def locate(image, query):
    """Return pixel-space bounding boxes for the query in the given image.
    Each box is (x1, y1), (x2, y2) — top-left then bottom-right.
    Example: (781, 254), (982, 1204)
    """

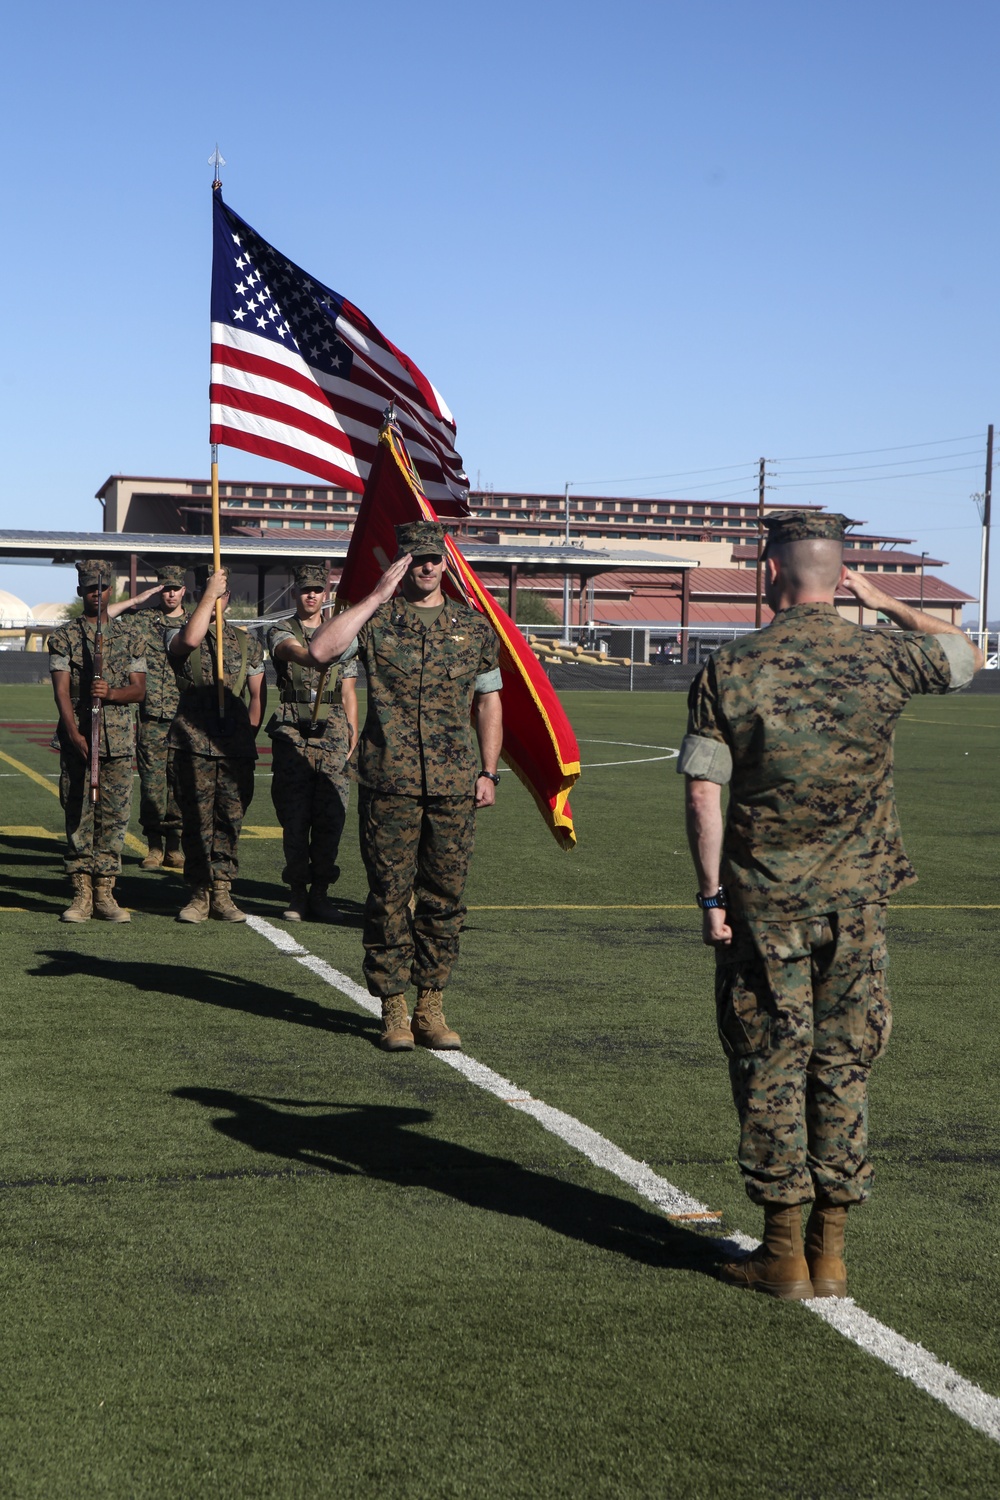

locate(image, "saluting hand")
(373, 554), (411, 604)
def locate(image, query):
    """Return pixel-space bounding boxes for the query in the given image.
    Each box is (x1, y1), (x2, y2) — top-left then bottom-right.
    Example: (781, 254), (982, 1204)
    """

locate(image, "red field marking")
(2, 723), (60, 754)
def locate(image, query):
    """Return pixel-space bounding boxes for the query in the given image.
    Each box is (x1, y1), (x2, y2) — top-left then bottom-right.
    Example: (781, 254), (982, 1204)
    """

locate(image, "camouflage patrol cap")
(156, 563), (187, 588)
(292, 562), (329, 590)
(76, 559), (115, 588)
(395, 521), (446, 559)
(763, 511), (854, 552)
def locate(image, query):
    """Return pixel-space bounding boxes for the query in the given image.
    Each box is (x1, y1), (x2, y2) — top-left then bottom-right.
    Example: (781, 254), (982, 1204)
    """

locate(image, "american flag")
(210, 192), (469, 507)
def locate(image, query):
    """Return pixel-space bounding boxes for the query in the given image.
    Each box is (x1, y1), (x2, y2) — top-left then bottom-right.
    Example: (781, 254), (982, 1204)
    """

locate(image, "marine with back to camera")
(679, 510), (982, 1300)
(308, 521), (503, 1052)
(266, 562), (359, 922)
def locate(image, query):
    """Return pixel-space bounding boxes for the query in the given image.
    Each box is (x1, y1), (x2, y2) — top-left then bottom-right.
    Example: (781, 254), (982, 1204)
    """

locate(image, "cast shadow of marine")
(174, 1087), (727, 1278)
(0, 835), (70, 911)
(30, 950), (376, 1041)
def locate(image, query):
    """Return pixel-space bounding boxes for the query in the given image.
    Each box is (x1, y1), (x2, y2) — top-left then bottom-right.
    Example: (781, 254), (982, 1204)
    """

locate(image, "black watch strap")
(478, 770), (501, 786)
(696, 887), (728, 910)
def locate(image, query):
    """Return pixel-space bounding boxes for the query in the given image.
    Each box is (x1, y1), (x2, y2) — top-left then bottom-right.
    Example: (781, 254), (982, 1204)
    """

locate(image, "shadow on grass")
(0, 856), (66, 911)
(174, 1087), (726, 1277)
(30, 950), (377, 1040)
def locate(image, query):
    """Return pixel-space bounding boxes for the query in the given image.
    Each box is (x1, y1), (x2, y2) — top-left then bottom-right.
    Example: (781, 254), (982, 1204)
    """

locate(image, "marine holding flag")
(309, 522), (502, 1054)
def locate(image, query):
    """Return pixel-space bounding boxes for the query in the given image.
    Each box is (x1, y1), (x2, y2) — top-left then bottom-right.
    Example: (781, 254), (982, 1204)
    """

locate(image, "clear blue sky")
(1, 1), (996, 614)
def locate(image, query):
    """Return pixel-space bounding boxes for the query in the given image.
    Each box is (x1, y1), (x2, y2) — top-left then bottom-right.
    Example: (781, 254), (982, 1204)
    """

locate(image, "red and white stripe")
(209, 320), (466, 503)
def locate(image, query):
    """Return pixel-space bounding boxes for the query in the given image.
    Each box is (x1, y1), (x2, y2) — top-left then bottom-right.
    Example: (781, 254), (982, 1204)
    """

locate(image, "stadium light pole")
(919, 550), (928, 610)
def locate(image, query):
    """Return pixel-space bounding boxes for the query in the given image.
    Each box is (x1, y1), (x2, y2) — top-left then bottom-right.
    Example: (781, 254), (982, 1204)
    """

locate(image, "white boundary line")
(246, 914), (1000, 1448)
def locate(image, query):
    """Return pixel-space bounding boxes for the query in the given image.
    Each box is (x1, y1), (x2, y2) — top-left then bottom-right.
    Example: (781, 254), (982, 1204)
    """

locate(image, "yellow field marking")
(0, 824), (59, 839)
(0, 751), (145, 854)
(900, 716), (1000, 727)
(240, 826), (283, 839)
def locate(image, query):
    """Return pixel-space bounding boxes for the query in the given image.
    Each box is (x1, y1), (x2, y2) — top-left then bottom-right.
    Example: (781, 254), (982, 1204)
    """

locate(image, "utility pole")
(919, 551), (928, 610)
(561, 481), (571, 643)
(754, 456), (768, 628)
(977, 424), (993, 641)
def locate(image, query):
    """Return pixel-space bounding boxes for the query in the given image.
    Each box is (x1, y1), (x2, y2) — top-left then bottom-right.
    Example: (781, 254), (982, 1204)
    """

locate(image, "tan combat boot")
(211, 879), (246, 922)
(60, 872), (93, 923)
(309, 884), (340, 923)
(92, 877), (131, 923)
(805, 1199), (849, 1298)
(379, 994), (415, 1052)
(162, 834), (185, 871)
(718, 1204), (814, 1300)
(177, 887), (211, 923)
(140, 836), (164, 870)
(282, 886), (309, 921)
(411, 988), (462, 1050)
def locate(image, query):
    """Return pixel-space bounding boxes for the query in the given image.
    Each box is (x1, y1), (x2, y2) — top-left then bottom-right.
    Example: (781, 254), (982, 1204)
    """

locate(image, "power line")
(776, 448), (983, 478)
(776, 463), (982, 489)
(777, 433), (982, 461)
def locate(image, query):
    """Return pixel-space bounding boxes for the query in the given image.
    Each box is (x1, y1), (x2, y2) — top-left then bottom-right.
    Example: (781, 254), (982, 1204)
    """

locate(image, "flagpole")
(210, 146), (227, 718)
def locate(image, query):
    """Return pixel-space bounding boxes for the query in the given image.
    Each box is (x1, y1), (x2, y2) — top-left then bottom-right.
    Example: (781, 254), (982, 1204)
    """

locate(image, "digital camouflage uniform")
(680, 599), (976, 1207)
(345, 595), (501, 998)
(166, 623), (264, 886)
(48, 616), (146, 875)
(133, 609), (185, 843)
(266, 615), (358, 890)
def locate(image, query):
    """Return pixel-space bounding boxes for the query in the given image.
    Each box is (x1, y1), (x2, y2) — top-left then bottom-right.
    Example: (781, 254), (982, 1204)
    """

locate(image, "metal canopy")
(0, 530), (698, 576)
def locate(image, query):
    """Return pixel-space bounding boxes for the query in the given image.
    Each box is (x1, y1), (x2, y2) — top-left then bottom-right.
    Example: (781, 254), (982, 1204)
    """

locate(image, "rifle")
(89, 569), (104, 805)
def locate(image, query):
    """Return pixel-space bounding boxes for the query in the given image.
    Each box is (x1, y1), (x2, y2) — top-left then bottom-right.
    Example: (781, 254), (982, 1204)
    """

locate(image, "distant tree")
(496, 589), (558, 625)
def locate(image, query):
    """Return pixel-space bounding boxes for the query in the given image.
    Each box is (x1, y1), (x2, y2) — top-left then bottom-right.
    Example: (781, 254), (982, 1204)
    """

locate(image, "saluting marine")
(130, 563), (189, 871)
(310, 521), (503, 1053)
(680, 510), (982, 1300)
(48, 559), (147, 923)
(166, 569), (266, 923)
(266, 562), (359, 922)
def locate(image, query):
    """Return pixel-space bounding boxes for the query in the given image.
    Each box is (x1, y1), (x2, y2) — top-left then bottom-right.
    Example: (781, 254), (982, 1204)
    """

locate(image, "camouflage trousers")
(270, 729), (350, 889)
(358, 789), (476, 998)
(715, 904), (891, 1207)
(136, 719), (182, 841)
(59, 751), (134, 876)
(167, 751), (255, 886)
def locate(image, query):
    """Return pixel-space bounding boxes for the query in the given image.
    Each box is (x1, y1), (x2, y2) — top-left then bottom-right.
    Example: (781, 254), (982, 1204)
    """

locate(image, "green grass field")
(1, 684), (999, 1498)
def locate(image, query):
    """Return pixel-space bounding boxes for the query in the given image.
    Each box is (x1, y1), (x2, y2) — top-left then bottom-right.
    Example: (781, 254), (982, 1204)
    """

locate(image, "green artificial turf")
(1, 684), (999, 1498)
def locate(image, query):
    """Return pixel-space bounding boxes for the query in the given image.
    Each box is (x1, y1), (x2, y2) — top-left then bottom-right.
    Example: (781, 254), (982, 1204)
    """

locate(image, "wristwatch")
(478, 770), (501, 786)
(695, 887), (728, 910)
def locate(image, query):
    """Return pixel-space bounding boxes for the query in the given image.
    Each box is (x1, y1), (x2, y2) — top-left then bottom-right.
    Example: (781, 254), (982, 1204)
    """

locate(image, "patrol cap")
(395, 521), (446, 559)
(76, 559), (115, 589)
(292, 562), (329, 590)
(762, 511), (854, 553)
(156, 563), (187, 588)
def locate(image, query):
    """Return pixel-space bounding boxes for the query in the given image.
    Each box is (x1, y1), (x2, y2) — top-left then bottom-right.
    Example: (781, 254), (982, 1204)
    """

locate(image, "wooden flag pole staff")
(210, 445), (226, 717)
(210, 148), (228, 720)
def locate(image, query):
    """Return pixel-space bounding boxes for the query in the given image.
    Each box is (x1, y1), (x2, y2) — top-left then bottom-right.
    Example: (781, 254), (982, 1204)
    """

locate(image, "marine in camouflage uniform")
(310, 521), (503, 1052)
(48, 559), (147, 923)
(166, 569), (266, 923)
(680, 510), (980, 1299)
(266, 562), (359, 922)
(130, 564), (188, 869)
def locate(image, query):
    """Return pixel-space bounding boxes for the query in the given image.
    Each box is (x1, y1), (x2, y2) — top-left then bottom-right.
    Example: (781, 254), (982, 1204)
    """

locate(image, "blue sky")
(1, 1), (996, 613)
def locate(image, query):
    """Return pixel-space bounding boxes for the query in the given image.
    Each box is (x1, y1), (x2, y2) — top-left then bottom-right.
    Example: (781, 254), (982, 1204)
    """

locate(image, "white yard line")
(245, 911), (1000, 1447)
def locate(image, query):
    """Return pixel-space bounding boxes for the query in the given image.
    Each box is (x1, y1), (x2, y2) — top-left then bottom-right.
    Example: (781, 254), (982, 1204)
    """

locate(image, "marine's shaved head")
(768, 537), (844, 594)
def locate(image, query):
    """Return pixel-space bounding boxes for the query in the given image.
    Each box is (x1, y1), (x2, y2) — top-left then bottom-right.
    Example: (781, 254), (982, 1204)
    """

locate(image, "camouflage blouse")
(165, 622), (265, 760)
(347, 597), (501, 797)
(133, 611), (186, 721)
(679, 602), (974, 918)
(48, 616), (146, 759)
(266, 615), (358, 742)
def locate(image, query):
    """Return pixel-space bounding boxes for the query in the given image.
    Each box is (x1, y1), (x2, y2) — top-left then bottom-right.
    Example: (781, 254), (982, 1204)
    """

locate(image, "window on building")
(252, 486), (267, 497)
(249, 500), (264, 509)
(902, 565), (917, 573)
(882, 564), (898, 573)
(638, 502), (652, 513)
(289, 520), (305, 529)
(227, 500), (242, 508)
(333, 504), (347, 512)
(711, 506), (723, 516)
(268, 501), (284, 510)
(266, 519), (282, 528)
(271, 488), (286, 499)
(310, 521), (325, 530)
(291, 502), (306, 511)
(231, 485), (246, 497)
(192, 484), (208, 495)
(292, 488), (307, 499)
